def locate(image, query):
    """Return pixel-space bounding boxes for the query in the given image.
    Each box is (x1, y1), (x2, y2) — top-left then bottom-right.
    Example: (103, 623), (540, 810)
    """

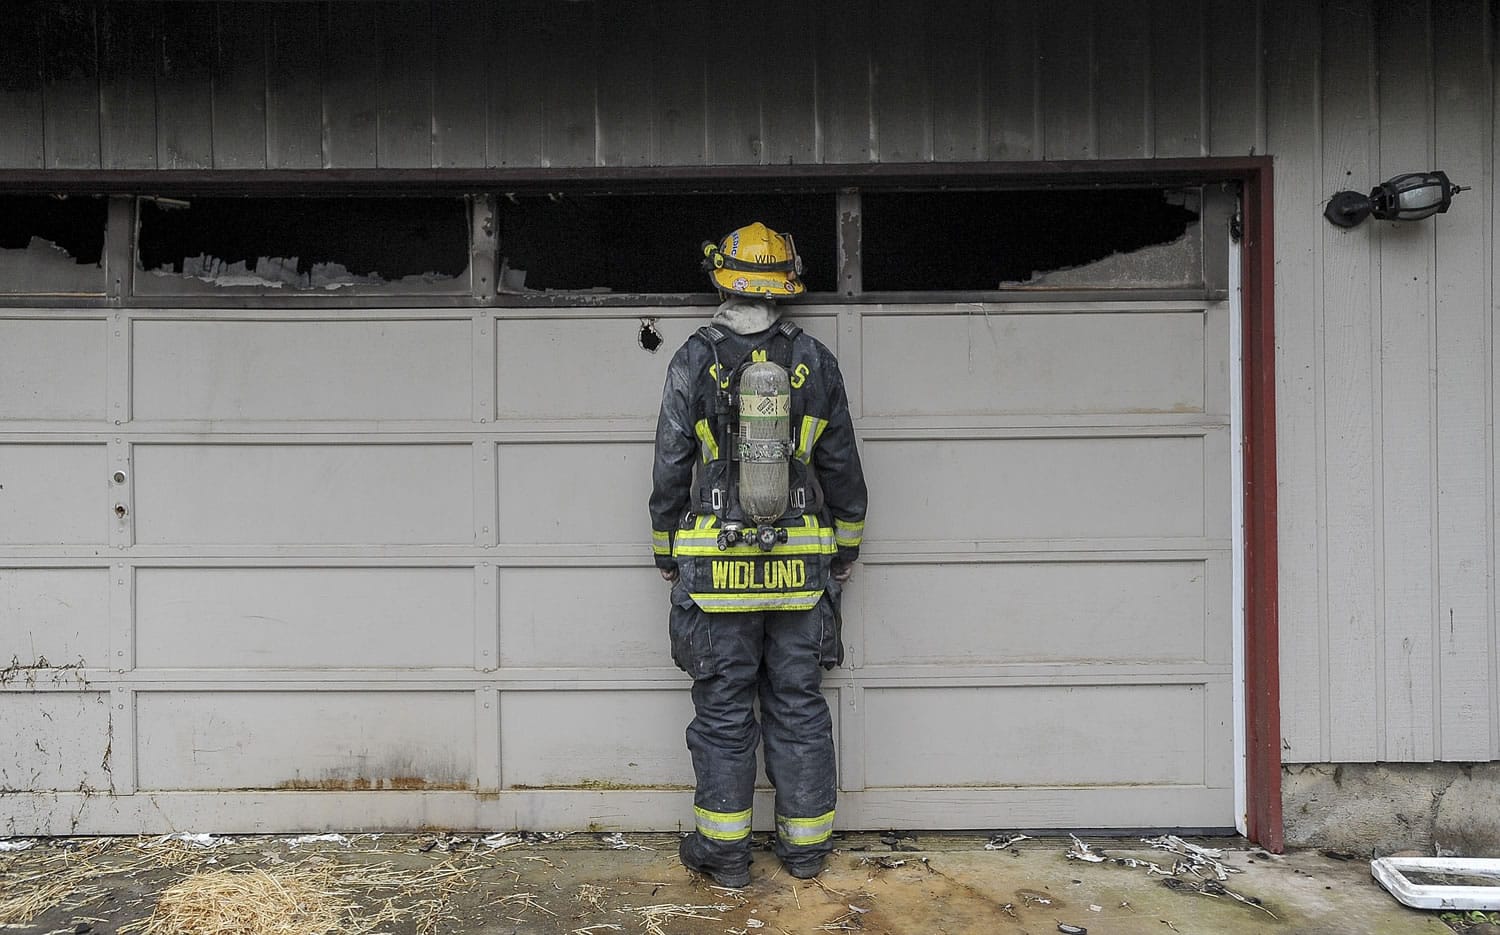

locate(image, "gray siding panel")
(1094, 0), (1152, 161)
(1207, 0), (1264, 156)
(211, 4), (267, 169)
(0, 12), (45, 168)
(99, 3), (158, 170)
(1320, 0), (1381, 762)
(42, 2), (101, 170)
(594, 0), (653, 167)
(488, 3), (545, 168)
(871, 0), (930, 163)
(377, 2), (434, 169)
(928, 0), (985, 162)
(760, 0), (817, 165)
(1265, 0), (1325, 763)
(817, 0), (872, 164)
(1375, 0), (1437, 763)
(541, 1), (596, 169)
(1433, 0), (1494, 760)
(1151, 0), (1207, 158)
(986, 0), (1041, 161)
(321, 5), (379, 168)
(266, 4), (323, 170)
(649, 0), (706, 166)
(155, 2), (214, 170)
(1039, 0), (1094, 160)
(431, 0), (489, 168)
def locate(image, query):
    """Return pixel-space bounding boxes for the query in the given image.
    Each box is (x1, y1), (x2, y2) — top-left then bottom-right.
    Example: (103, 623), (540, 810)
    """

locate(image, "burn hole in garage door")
(0, 196), (107, 295)
(134, 197), (471, 294)
(859, 189), (1202, 291)
(496, 192), (836, 295)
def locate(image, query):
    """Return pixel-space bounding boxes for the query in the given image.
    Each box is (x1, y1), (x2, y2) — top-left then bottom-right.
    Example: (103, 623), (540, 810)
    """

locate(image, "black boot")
(679, 835), (751, 888)
(782, 854), (825, 879)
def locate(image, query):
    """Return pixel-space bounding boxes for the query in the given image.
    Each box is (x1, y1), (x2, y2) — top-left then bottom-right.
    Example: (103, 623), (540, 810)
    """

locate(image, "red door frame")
(0, 158), (1282, 848)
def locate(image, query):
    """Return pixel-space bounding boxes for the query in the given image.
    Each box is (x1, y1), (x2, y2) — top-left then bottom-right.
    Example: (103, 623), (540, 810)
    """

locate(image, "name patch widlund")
(710, 558), (807, 591)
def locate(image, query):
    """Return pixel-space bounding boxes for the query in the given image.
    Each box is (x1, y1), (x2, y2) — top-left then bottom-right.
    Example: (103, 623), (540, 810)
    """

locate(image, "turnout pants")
(669, 590), (842, 874)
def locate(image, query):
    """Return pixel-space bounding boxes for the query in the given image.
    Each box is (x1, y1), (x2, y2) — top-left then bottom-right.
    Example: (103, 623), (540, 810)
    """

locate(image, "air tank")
(736, 360), (792, 524)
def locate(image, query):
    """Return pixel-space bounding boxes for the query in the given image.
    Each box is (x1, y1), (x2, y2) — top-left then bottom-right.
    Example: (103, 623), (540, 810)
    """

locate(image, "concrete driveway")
(0, 832), (1453, 935)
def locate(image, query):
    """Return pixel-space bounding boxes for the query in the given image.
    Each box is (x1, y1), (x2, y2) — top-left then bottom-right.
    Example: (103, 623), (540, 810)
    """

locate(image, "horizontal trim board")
(0, 158), (1273, 196)
(0, 786), (1235, 835)
(0, 666), (1230, 689)
(0, 541), (1233, 563)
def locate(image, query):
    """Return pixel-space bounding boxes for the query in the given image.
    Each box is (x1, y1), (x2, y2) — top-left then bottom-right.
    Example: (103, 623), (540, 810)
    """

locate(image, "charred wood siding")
(0, 0), (1269, 171)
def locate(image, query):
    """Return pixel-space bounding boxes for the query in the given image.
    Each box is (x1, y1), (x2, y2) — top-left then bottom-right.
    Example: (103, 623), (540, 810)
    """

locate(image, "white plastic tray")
(1370, 857), (1500, 910)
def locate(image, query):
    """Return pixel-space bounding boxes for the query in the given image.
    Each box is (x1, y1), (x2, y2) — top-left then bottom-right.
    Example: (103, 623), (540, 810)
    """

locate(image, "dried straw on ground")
(0, 840), (131, 925)
(122, 866), (359, 935)
(122, 859), (484, 935)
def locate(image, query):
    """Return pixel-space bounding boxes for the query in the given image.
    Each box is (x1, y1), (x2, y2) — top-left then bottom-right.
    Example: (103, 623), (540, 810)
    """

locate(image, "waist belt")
(673, 514), (835, 612)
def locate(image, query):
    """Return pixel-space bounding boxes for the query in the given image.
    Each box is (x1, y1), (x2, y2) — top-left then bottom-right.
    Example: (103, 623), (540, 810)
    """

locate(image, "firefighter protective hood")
(702, 222), (805, 297)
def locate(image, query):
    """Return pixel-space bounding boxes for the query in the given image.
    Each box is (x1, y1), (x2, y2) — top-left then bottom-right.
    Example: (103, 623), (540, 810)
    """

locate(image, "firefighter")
(649, 222), (868, 887)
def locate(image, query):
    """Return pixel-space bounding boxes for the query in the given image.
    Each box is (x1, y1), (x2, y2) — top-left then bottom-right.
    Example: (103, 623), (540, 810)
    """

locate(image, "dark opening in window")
(0, 196), (108, 295)
(136, 197), (470, 290)
(496, 193), (837, 294)
(860, 189), (1200, 291)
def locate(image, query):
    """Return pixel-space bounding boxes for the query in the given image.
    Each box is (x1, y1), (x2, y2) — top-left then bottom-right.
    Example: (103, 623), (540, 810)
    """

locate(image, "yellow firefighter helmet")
(701, 222), (805, 297)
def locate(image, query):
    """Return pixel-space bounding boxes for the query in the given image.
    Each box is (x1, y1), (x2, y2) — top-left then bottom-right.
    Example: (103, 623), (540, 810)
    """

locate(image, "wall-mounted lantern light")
(1325, 171), (1467, 228)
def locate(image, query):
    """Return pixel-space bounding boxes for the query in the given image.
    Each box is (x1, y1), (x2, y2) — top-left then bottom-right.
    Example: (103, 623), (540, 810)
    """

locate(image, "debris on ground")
(880, 830), (920, 851)
(1066, 835), (1108, 863)
(985, 833), (1032, 850)
(601, 832), (654, 851)
(1064, 834), (1275, 920)
(483, 830), (572, 850)
(0, 839), (35, 852)
(284, 833), (351, 848)
(1144, 834), (1243, 881)
(616, 899), (741, 935)
(147, 833), (235, 850)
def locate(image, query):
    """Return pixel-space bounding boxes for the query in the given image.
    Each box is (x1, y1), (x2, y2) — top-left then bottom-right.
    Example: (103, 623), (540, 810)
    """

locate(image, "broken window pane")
(134, 197), (471, 295)
(496, 192), (837, 295)
(0, 196), (107, 296)
(860, 189), (1202, 291)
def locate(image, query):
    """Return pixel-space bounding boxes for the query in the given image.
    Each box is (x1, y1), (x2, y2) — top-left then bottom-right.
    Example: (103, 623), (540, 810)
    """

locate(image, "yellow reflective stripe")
(794, 415), (828, 464)
(652, 529), (672, 556)
(776, 810), (835, 846)
(695, 805), (752, 841)
(833, 518), (864, 548)
(689, 590), (825, 612)
(694, 419), (720, 463)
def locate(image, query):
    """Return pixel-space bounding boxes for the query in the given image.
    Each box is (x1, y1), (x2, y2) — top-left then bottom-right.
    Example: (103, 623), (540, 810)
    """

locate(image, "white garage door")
(1, 291), (1232, 834)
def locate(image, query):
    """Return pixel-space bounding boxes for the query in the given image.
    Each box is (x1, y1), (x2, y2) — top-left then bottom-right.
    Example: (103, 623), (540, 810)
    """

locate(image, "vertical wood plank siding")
(0, 0), (1496, 764)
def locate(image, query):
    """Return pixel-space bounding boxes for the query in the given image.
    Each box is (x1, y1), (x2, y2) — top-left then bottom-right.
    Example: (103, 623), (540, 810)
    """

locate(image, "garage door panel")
(135, 567), (475, 669)
(498, 443), (651, 545)
(863, 311), (1207, 416)
(862, 685), (1208, 787)
(500, 690), (697, 788)
(0, 444), (107, 544)
(135, 691), (476, 791)
(132, 444), (474, 545)
(0, 568), (111, 667)
(132, 320), (472, 421)
(500, 567), (671, 668)
(499, 689), (839, 789)
(495, 312), (839, 421)
(862, 561), (1209, 664)
(0, 693), (114, 792)
(864, 436), (1205, 541)
(0, 319), (108, 420)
